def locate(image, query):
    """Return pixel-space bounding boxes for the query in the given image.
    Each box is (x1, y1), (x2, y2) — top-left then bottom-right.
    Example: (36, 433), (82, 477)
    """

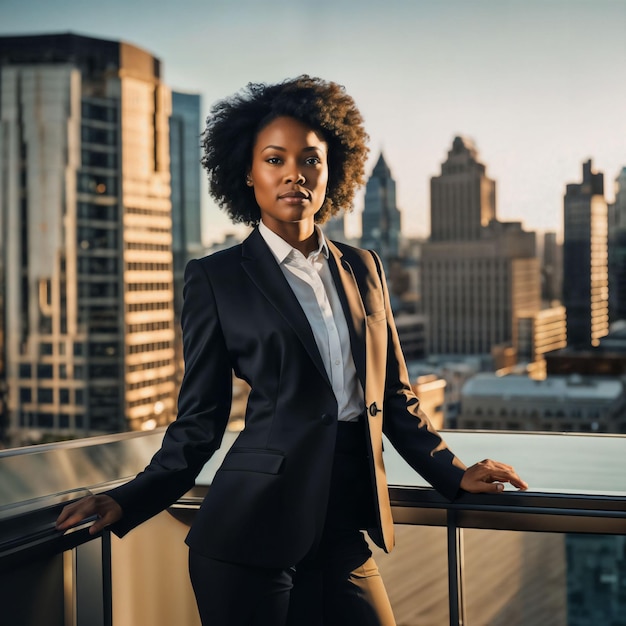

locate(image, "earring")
(246, 175), (253, 187)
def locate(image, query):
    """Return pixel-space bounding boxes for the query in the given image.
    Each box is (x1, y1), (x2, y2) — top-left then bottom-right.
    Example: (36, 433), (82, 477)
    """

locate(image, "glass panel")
(566, 534), (626, 626)
(369, 525), (449, 626)
(463, 529), (567, 626)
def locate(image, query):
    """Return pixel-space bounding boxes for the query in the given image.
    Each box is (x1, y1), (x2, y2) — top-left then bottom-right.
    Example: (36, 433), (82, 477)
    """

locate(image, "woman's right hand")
(55, 494), (123, 536)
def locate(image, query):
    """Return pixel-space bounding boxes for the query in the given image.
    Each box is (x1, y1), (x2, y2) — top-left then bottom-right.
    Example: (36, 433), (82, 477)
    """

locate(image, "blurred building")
(393, 313), (427, 361)
(360, 152), (401, 264)
(516, 305), (567, 376)
(169, 91), (203, 392)
(545, 323), (626, 378)
(0, 33), (176, 444)
(421, 137), (541, 357)
(563, 159), (609, 348)
(542, 230), (562, 304)
(429, 135), (496, 242)
(457, 373), (626, 433)
(410, 373), (445, 430)
(608, 166), (626, 324)
(322, 212), (347, 242)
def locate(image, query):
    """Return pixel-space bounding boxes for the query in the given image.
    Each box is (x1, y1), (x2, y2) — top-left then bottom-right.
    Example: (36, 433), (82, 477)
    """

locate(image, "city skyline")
(2, 0), (625, 244)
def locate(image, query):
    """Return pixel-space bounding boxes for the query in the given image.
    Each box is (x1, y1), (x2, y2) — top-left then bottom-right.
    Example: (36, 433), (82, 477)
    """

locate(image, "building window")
(38, 388), (53, 403)
(37, 364), (53, 379)
(20, 388), (32, 403)
(37, 413), (54, 428)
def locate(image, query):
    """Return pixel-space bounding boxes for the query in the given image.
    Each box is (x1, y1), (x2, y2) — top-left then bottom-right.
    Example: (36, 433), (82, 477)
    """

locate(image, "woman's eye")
(305, 157), (321, 166)
(266, 157), (282, 165)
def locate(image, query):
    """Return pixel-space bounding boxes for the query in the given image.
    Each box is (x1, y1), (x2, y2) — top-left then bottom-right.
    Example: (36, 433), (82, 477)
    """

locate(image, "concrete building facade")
(421, 137), (541, 357)
(563, 159), (609, 348)
(0, 34), (176, 443)
(457, 373), (626, 433)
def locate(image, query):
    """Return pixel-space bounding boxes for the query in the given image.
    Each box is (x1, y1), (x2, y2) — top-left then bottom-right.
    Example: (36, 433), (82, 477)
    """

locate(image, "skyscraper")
(421, 137), (540, 356)
(430, 136), (496, 242)
(608, 167), (626, 324)
(542, 231), (563, 304)
(563, 160), (609, 348)
(169, 91), (203, 392)
(170, 91), (203, 276)
(0, 34), (176, 444)
(360, 153), (401, 262)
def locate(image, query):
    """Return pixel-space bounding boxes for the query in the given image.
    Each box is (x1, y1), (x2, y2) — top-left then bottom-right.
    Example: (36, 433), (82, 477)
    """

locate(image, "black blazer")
(108, 228), (466, 568)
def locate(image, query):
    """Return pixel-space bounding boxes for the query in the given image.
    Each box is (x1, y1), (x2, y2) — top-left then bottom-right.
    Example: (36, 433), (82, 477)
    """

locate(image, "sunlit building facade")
(430, 136), (496, 242)
(0, 34), (176, 444)
(563, 160), (609, 348)
(421, 137), (541, 356)
(608, 166), (626, 324)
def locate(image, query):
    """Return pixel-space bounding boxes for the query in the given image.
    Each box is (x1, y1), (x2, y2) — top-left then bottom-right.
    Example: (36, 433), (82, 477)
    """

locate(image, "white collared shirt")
(259, 221), (364, 422)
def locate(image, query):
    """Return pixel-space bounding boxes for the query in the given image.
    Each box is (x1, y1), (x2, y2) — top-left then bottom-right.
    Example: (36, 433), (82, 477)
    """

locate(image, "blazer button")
(321, 413), (334, 426)
(368, 402), (382, 417)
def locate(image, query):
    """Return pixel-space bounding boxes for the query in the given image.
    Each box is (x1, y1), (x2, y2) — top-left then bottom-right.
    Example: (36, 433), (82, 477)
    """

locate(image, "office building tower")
(608, 167), (626, 323)
(430, 136), (496, 242)
(563, 160), (609, 348)
(360, 153), (401, 262)
(170, 91), (203, 282)
(169, 91), (203, 390)
(542, 231), (562, 304)
(516, 305), (567, 379)
(0, 33), (176, 444)
(421, 137), (540, 356)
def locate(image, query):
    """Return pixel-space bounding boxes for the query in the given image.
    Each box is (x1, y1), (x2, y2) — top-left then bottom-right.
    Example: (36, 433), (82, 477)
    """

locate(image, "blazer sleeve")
(370, 251), (467, 500)
(107, 258), (233, 536)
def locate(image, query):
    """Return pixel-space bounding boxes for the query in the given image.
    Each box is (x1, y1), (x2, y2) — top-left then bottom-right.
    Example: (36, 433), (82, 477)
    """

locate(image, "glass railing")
(1, 428), (624, 625)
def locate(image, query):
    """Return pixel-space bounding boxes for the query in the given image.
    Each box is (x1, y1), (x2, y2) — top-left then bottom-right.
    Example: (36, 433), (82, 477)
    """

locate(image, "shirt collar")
(259, 221), (329, 264)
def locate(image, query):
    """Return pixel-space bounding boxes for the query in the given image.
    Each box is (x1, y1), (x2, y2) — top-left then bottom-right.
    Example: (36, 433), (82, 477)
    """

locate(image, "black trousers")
(189, 421), (397, 626)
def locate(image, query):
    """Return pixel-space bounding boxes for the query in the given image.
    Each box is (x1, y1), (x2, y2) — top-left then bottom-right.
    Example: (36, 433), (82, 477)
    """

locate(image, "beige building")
(517, 304), (567, 365)
(422, 137), (541, 356)
(0, 34), (176, 443)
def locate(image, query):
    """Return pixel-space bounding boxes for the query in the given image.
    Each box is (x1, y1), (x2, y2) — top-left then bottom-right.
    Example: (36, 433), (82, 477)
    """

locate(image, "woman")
(57, 75), (527, 625)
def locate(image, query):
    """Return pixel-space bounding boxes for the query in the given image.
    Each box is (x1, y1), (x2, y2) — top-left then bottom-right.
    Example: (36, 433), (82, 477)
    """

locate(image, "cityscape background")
(0, 3), (625, 625)
(2, 0), (625, 243)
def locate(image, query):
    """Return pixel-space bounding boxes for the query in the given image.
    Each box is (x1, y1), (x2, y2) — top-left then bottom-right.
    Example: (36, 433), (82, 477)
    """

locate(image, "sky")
(2, 0), (625, 244)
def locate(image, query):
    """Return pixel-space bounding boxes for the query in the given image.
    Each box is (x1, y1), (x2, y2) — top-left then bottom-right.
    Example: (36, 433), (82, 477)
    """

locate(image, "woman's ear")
(246, 173), (253, 187)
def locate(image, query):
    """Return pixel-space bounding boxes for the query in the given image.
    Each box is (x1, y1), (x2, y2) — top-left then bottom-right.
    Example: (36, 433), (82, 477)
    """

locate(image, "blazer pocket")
(219, 450), (285, 475)
(366, 309), (386, 325)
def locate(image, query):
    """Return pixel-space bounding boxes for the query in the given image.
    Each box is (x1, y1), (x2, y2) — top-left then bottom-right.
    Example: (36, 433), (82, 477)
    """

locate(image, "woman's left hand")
(460, 459), (528, 493)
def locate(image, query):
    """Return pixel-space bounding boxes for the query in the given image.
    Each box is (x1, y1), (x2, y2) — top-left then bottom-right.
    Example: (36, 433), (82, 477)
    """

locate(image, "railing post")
(67, 532), (112, 626)
(102, 531), (112, 626)
(447, 509), (466, 626)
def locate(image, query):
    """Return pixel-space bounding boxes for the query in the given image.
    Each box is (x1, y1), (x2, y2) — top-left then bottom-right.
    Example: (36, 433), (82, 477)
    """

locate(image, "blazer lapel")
(327, 240), (367, 387)
(241, 229), (331, 388)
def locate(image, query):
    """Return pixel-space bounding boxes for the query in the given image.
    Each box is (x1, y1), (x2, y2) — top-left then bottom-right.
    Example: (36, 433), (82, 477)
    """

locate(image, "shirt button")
(334, 359), (340, 365)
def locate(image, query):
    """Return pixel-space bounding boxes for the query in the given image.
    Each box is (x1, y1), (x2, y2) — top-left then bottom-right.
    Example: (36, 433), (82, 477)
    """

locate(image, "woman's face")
(248, 116), (328, 231)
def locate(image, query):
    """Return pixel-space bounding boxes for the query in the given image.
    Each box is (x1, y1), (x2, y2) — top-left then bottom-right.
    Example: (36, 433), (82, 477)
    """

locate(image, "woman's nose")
(284, 170), (305, 184)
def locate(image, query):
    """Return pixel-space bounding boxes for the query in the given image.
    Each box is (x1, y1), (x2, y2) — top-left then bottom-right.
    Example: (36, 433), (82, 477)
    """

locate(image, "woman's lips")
(278, 191), (309, 203)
